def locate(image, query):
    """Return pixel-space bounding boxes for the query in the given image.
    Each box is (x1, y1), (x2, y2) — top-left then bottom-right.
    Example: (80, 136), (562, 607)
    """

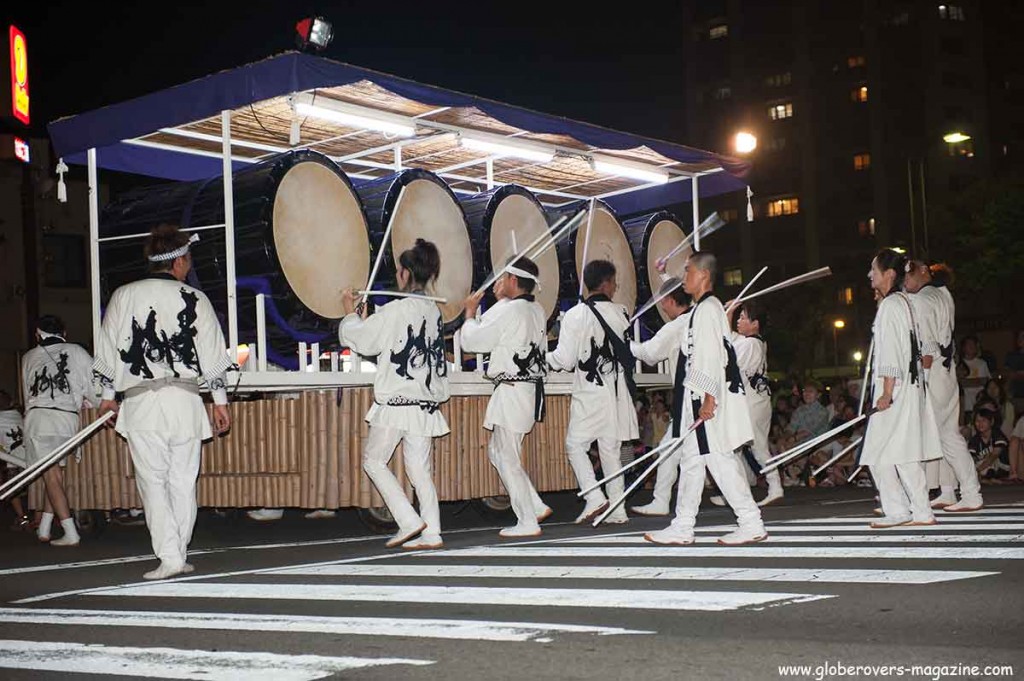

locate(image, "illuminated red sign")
(9, 25), (28, 125)
(13, 136), (29, 163)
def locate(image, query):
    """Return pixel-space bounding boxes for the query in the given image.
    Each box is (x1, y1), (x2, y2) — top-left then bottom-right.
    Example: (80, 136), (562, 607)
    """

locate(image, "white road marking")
(430, 546), (1024, 560)
(86, 582), (832, 612)
(0, 607), (648, 642)
(561, 534), (1024, 544)
(0, 639), (430, 681)
(779, 516), (1024, 525)
(266, 564), (996, 585)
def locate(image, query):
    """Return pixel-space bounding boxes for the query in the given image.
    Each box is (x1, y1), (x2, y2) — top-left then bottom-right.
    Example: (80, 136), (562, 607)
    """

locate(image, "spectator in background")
(983, 378), (1015, 434)
(649, 395), (669, 448)
(958, 336), (991, 418)
(788, 382), (830, 445)
(969, 408), (1010, 482)
(977, 337), (998, 377)
(1004, 330), (1024, 415)
(1008, 415), (1024, 483)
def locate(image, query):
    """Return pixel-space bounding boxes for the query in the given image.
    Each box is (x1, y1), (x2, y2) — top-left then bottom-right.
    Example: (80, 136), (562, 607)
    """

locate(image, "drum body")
(550, 200), (637, 315)
(624, 211), (689, 330)
(353, 169), (472, 326)
(99, 150), (369, 365)
(460, 185), (559, 327)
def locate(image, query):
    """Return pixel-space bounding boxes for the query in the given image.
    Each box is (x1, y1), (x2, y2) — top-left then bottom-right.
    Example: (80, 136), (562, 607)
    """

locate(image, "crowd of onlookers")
(633, 329), (1024, 492)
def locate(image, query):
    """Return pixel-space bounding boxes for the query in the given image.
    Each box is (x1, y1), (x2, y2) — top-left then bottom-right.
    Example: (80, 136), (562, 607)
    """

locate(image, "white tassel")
(290, 119), (300, 146)
(56, 158), (68, 204)
(746, 185), (754, 222)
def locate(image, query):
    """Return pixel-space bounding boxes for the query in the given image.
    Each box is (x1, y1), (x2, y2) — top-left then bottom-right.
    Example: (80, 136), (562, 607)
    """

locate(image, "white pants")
(926, 459), (956, 489)
(567, 435), (623, 508)
(873, 462), (933, 522)
(24, 409), (78, 467)
(931, 417), (983, 505)
(126, 431), (202, 568)
(647, 427), (682, 510)
(488, 426), (542, 529)
(363, 426), (440, 538)
(667, 431), (764, 535)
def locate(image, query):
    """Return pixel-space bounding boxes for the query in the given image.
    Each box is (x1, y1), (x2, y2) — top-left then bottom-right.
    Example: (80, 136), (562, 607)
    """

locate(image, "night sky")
(7, 1), (691, 145)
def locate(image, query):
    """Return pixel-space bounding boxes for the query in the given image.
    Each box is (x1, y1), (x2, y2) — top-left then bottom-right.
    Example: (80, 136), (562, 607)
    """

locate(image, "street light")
(832, 319), (846, 375)
(734, 131), (757, 154)
(852, 350), (863, 363)
(943, 131), (971, 144)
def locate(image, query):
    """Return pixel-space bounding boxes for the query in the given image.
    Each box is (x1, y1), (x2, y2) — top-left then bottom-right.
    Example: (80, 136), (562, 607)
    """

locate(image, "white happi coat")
(93, 274), (232, 440)
(22, 340), (97, 416)
(339, 297), (450, 437)
(0, 409), (26, 468)
(910, 284), (960, 424)
(860, 293), (941, 466)
(630, 310), (692, 378)
(674, 293), (753, 454)
(547, 296), (638, 442)
(732, 333), (772, 454)
(460, 296), (548, 434)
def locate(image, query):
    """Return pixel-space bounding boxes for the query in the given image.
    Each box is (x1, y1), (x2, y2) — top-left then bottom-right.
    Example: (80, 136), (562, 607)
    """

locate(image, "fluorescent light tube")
(592, 157), (669, 184)
(294, 102), (415, 137)
(461, 136), (554, 163)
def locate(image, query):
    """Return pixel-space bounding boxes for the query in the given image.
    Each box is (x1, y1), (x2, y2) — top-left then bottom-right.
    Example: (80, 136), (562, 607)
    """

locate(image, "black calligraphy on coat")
(578, 336), (616, 387)
(29, 352), (71, 399)
(120, 288), (202, 379)
(724, 339), (746, 395)
(5, 427), (23, 452)
(391, 317), (447, 389)
(512, 342), (547, 378)
(908, 330), (922, 387)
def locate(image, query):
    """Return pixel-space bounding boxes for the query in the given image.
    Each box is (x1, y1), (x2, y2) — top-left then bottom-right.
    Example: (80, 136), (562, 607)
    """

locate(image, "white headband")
(148, 233), (199, 262)
(37, 329), (64, 340)
(506, 266), (542, 292)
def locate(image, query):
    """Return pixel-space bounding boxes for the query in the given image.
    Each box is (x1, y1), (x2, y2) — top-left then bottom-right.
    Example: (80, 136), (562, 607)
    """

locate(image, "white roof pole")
(221, 110), (239, 362)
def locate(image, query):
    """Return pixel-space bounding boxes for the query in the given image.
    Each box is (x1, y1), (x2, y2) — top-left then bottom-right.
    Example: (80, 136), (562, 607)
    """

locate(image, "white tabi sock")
(38, 512), (54, 539)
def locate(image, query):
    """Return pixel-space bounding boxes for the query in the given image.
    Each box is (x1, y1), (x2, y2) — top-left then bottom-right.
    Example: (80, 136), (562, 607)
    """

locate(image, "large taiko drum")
(460, 185), (560, 327)
(550, 200), (637, 315)
(624, 211), (690, 330)
(99, 150), (370, 366)
(353, 169), (473, 328)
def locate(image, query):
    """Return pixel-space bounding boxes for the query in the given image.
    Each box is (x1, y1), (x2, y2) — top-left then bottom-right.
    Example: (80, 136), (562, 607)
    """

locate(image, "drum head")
(575, 205), (637, 314)
(488, 194), (559, 321)
(389, 178), (473, 322)
(646, 218), (690, 324)
(273, 161), (369, 319)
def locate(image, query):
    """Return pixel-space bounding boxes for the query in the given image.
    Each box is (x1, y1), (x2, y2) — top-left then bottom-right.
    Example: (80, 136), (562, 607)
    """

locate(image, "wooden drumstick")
(473, 211), (577, 296)
(724, 266), (768, 315)
(361, 185), (409, 301)
(357, 290), (448, 303)
(577, 198), (597, 299)
(657, 212), (726, 268)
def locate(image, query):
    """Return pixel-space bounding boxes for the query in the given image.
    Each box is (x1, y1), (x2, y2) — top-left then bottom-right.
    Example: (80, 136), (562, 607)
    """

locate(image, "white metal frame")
(85, 87), (735, 393)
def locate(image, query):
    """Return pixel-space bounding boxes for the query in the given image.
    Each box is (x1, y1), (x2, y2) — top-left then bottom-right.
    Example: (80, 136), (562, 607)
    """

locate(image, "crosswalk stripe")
(561, 534), (1023, 544)
(779, 516), (1024, 525)
(0, 607), (648, 642)
(88, 582), (832, 612)
(0, 639), (431, 681)
(741, 520), (1024, 532)
(266, 564), (996, 585)
(430, 546), (1024, 560)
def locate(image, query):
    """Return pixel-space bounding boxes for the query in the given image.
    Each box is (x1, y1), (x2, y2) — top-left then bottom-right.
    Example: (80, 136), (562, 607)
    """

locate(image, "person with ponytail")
(340, 238), (450, 550)
(861, 249), (941, 528)
(904, 260), (984, 511)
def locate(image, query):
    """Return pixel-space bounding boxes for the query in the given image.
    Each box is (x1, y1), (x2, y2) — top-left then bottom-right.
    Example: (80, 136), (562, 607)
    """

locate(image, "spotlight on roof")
(295, 17), (334, 51)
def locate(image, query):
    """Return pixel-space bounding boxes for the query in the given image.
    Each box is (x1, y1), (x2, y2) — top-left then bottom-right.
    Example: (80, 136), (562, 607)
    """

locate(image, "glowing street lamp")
(852, 350), (863, 363)
(832, 319), (846, 374)
(833, 319), (846, 330)
(734, 131), (757, 154)
(943, 132), (971, 144)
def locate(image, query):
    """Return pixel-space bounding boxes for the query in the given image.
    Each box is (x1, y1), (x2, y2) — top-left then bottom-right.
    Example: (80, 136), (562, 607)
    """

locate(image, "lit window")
(847, 55), (866, 68)
(839, 287), (854, 305)
(939, 5), (965, 20)
(769, 102), (794, 120)
(709, 24), (729, 39)
(767, 197), (800, 217)
(851, 86), (868, 102)
(764, 72), (792, 87)
(724, 268), (744, 286)
(719, 208), (740, 222)
(857, 218), (876, 236)
(853, 153), (871, 170)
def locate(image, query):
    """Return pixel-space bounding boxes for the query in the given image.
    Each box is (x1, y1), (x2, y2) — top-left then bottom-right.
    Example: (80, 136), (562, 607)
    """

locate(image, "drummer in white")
(461, 255), (553, 537)
(95, 225), (233, 579)
(644, 253), (767, 546)
(629, 279), (691, 517)
(340, 239), (450, 550)
(22, 315), (98, 546)
(903, 260), (983, 512)
(548, 260), (639, 525)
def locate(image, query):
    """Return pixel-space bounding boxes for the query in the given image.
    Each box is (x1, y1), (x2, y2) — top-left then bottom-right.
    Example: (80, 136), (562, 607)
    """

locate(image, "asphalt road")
(1, 486), (1022, 681)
